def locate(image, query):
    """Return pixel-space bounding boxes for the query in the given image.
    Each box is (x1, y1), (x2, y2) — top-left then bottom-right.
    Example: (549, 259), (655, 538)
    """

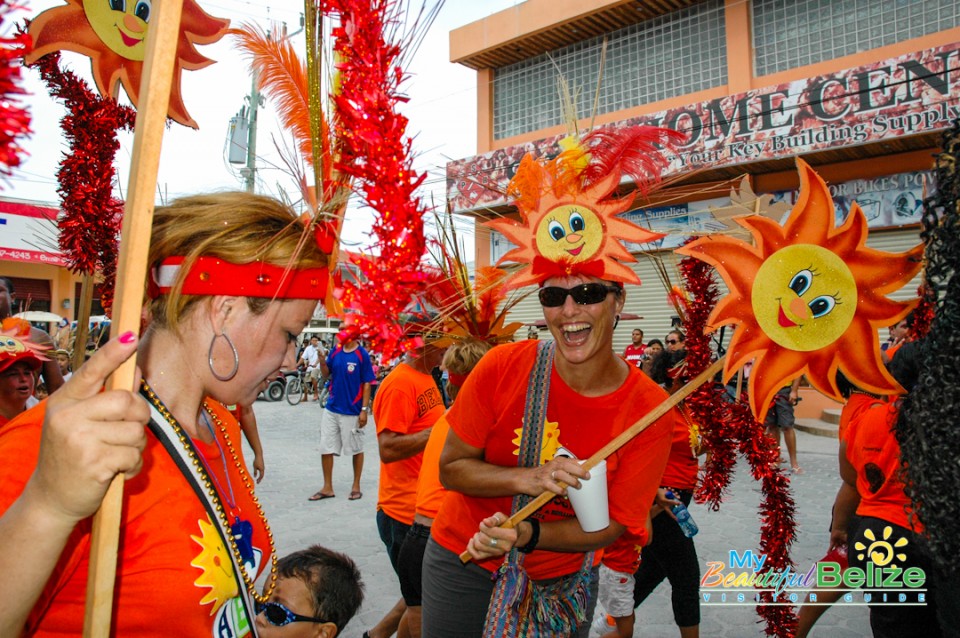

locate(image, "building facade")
(446, 0), (957, 360)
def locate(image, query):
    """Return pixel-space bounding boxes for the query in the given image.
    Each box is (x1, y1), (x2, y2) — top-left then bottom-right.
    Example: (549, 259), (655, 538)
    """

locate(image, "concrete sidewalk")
(247, 398), (871, 638)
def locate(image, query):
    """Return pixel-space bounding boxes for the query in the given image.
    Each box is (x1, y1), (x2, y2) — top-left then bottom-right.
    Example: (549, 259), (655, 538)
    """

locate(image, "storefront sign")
(0, 199), (65, 266)
(452, 42), (960, 214)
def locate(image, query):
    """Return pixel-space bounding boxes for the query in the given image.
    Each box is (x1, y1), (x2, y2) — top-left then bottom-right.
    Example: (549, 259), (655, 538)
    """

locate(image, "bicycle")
(285, 369), (307, 405)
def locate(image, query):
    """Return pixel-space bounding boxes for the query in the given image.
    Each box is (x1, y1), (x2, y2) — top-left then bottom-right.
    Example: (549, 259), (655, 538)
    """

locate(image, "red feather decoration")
(578, 125), (685, 194)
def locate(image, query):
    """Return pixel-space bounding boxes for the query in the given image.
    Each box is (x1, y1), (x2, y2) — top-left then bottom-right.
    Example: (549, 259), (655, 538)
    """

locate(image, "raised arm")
(0, 334), (148, 635)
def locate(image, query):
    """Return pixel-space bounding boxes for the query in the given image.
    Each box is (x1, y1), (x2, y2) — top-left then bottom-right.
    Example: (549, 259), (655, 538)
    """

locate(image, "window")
(492, 0), (727, 139)
(753, 0), (960, 76)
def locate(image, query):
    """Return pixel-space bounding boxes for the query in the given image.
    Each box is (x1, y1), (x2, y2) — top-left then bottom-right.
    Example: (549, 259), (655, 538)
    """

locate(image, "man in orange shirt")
(363, 343), (445, 638)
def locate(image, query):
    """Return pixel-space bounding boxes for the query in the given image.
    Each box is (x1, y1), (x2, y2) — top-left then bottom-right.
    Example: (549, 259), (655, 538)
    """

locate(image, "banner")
(453, 41), (960, 214)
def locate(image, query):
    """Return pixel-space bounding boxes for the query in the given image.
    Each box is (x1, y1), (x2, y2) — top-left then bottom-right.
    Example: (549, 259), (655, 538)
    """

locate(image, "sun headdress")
(677, 158), (923, 419)
(0, 319), (50, 373)
(487, 126), (683, 289)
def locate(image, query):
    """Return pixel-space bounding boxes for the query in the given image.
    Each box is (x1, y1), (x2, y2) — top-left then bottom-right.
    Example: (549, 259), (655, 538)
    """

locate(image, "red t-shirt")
(373, 363), (446, 524)
(0, 399), (269, 636)
(600, 525), (648, 574)
(658, 414), (699, 490)
(623, 343), (645, 368)
(842, 396), (920, 532)
(431, 341), (674, 579)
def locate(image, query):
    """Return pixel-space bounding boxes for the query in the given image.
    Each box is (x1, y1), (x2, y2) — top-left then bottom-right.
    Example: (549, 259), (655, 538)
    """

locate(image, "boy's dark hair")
(645, 338), (663, 350)
(277, 545), (364, 631)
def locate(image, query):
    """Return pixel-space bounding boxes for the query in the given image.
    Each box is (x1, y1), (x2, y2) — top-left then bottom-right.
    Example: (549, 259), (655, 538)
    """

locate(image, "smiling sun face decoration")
(26, 0), (230, 128)
(677, 159), (923, 420)
(487, 149), (665, 289)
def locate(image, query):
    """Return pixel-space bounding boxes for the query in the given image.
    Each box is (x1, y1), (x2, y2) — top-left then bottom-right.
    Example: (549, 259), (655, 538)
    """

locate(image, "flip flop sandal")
(308, 492), (335, 501)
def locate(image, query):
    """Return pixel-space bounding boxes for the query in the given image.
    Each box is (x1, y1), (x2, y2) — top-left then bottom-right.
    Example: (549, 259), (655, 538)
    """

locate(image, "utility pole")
(237, 17), (303, 193)
(244, 73), (260, 193)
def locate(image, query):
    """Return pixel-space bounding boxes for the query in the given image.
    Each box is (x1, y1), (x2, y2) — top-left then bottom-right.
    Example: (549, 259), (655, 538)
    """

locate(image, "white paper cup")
(566, 459), (609, 532)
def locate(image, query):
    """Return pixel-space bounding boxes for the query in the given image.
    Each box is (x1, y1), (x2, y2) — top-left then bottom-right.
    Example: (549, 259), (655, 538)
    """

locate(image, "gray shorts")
(307, 368), (321, 383)
(599, 564), (636, 618)
(319, 409), (365, 456)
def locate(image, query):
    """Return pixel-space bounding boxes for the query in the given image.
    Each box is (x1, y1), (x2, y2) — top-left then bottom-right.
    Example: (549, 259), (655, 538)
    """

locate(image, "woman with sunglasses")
(420, 126), (682, 638)
(0, 192), (330, 636)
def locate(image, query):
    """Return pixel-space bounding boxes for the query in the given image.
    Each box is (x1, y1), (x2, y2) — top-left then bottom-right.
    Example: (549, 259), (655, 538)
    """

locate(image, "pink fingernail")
(119, 331), (136, 344)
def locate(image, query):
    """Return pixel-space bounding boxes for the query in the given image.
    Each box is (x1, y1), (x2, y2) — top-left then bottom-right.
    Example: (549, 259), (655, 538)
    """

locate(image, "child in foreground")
(256, 545), (364, 638)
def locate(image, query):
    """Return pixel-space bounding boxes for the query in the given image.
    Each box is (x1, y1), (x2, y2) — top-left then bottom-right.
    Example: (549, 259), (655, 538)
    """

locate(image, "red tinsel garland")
(678, 246), (798, 637)
(0, 3), (30, 177)
(911, 280), (936, 340)
(324, 0), (430, 360)
(30, 51), (135, 313)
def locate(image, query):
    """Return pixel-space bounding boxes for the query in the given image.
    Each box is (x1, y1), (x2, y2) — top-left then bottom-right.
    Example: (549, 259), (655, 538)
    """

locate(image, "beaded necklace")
(141, 381), (278, 604)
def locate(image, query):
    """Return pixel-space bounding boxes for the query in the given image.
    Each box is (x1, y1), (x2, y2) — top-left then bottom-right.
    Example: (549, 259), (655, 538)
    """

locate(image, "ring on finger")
(550, 470), (557, 480)
(490, 538), (499, 548)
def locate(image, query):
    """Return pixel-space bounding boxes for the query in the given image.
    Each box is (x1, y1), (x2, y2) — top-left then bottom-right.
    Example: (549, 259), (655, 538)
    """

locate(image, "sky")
(7, 0), (519, 253)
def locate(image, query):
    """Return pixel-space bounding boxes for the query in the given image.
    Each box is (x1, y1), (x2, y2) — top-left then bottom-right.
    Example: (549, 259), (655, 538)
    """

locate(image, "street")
(247, 398), (871, 638)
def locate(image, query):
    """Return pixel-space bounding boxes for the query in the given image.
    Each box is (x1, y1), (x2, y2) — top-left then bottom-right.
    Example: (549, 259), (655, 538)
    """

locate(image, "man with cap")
(0, 328), (47, 427)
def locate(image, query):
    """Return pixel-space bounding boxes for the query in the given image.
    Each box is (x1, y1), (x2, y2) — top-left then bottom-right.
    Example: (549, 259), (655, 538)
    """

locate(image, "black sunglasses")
(538, 283), (621, 308)
(256, 601), (330, 627)
(666, 339), (679, 345)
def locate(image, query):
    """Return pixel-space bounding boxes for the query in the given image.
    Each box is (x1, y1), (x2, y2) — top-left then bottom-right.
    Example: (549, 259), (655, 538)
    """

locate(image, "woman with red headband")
(0, 192), (330, 636)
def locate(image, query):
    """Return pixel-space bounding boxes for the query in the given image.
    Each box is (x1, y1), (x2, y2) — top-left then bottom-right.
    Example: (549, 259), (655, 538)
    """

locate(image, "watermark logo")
(701, 526), (926, 606)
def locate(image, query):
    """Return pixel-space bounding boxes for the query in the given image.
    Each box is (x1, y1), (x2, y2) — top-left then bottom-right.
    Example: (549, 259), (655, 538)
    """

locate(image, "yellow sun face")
(27, 0), (230, 128)
(0, 335), (26, 354)
(488, 156), (665, 288)
(191, 516), (239, 615)
(83, 0), (151, 61)
(535, 205), (604, 264)
(512, 418), (561, 464)
(752, 244), (857, 351)
(677, 159), (923, 420)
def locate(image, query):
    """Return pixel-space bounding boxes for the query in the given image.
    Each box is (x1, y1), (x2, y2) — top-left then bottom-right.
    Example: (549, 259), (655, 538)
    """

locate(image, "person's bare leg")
(351, 452), (364, 497)
(367, 598), (406, 638)
(398, 606), (421, 638)
(796, 588), (846, 637)
(679, 624), (699, 638)
(784, 427), (800, 471)
(320, 453), (335, 496)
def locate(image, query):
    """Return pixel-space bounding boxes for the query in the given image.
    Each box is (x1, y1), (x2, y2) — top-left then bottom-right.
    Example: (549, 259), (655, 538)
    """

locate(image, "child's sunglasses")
(256, 601), (331, 627)
(538, 283), (620, 308)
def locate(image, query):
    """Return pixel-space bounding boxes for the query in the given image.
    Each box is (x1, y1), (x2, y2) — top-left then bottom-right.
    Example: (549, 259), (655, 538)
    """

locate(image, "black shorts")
(397, 522), (431, 606)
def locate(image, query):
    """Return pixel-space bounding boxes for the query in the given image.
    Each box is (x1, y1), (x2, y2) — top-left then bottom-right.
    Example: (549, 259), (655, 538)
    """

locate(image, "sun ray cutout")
(677, 159), (923, 420)
(26, 0), (229, 128)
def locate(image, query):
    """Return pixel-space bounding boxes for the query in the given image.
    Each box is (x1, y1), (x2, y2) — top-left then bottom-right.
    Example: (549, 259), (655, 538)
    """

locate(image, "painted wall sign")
(0, 199), (65, 266)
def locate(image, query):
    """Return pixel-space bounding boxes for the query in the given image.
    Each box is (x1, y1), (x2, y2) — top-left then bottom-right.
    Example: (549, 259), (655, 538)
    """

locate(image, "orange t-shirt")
(842, 396), (920, 532)
(431, 341), (675, 579)
(0, 399), (269, 637)
(415, 411), (450, 519)
(373, 363), (445, 524)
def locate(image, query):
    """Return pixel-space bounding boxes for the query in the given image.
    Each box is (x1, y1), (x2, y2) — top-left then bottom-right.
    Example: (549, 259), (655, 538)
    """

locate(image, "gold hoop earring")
(208, 332), (239, 381)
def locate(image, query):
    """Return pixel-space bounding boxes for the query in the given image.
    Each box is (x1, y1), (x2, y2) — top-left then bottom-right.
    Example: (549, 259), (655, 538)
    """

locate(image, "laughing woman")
(419, 126), (682, 638)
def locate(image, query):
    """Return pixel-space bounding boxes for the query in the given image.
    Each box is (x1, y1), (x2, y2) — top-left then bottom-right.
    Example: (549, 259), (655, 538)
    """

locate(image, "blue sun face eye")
(808, 295), (836, 318)
(569, 211), (585, 233)
(109, 0), (125, 11)
(134, 0), (151, 21)
(788, 269), (813, 296)
(548, 220), (566, 241)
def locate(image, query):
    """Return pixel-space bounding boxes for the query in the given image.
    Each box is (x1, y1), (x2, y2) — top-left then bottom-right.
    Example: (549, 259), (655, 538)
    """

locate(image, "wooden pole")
(83, 1), (185, 635)
(71, 274), (94, 372)
(459, 357), (725, 563)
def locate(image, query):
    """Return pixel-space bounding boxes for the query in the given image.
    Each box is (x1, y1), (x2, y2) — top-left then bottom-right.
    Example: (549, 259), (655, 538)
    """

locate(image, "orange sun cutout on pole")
(677, 158), (923, 421)
(26, 0), (229, 128)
